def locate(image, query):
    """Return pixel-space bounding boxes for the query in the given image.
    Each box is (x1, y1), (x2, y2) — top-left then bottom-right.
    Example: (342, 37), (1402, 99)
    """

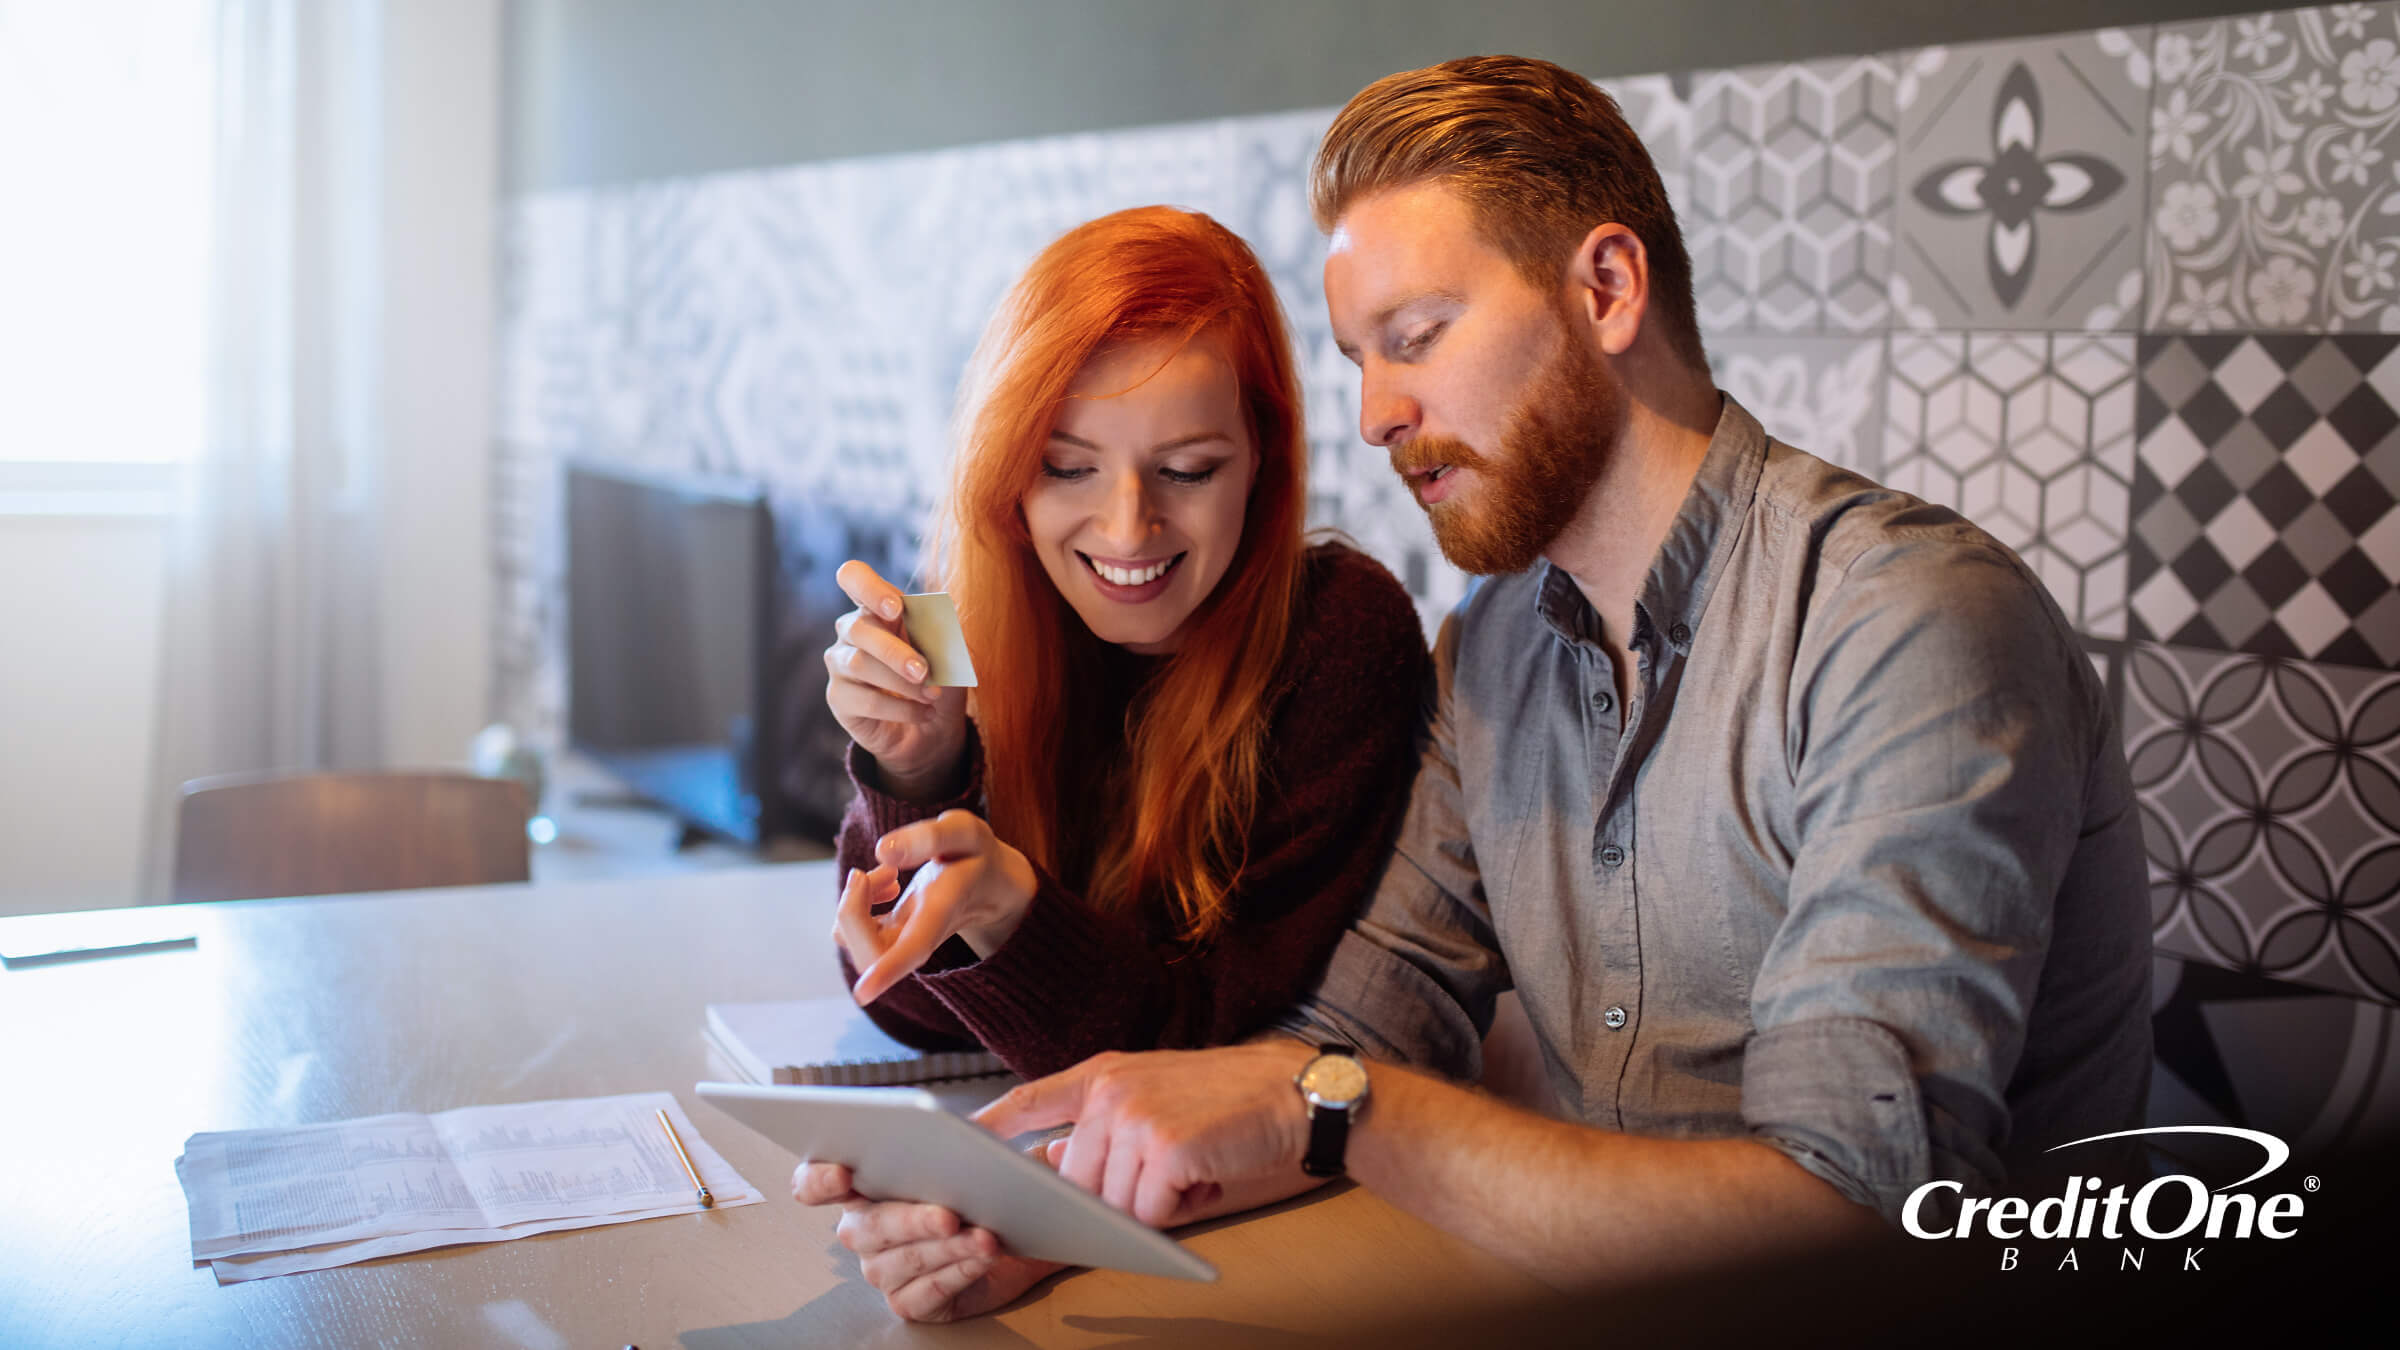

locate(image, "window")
(0, 0), (213, 504)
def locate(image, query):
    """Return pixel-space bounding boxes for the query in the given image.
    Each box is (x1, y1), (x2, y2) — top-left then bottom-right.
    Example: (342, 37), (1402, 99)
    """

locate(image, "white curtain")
(140, 0), (388, 898)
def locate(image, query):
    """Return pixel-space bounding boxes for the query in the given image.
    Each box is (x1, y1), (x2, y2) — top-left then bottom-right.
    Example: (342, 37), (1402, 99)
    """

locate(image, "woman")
(818, 205), (1428, 1081)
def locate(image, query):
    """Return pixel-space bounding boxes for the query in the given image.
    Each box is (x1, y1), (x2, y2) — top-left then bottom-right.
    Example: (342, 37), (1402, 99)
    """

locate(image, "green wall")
(506, 0), (2281, 194)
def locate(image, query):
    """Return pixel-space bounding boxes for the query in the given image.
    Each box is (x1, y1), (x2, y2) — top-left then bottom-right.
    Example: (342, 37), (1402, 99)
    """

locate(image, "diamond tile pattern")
(2131, 335), (2400, 668)
(1883, 333), (2139, 635)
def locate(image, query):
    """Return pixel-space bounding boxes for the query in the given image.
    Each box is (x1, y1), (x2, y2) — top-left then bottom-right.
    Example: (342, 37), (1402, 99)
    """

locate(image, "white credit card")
(901, 592), (979, 687)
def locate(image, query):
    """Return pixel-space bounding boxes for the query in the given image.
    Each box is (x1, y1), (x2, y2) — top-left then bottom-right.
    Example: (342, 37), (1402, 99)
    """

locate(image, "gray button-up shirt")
(1286, 397), (2153, 1223)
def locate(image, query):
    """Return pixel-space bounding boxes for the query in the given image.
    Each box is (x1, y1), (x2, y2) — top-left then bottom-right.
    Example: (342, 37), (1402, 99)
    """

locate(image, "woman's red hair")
(930, 206), (1308, 944)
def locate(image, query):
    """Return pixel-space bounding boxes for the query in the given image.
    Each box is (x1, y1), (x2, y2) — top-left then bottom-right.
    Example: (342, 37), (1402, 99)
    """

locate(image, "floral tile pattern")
(2146, 2), (2400, 331)
(1890, 30), (2152, 330)
(1685, 56), (1897, 333)
(2130, 335), (2400, 669)
(1709, 335), (1886, 475)
(1883, 333), (2139, 635)
(2125, 642), (2400, 1004)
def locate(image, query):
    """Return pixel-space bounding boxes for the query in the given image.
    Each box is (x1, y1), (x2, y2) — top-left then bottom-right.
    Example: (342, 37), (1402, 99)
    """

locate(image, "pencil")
(657, 1107), (714, 1207)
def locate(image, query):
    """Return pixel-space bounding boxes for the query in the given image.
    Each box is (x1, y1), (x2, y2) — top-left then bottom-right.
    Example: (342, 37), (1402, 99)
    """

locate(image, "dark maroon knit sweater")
(830, 541), (1431, 1079)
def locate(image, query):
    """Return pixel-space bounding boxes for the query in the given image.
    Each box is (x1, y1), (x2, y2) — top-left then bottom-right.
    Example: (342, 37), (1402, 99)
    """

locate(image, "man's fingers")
(860, 1228), (993, 1291)
(838, 1200), (960, 1255)
(835, 560), (907, 623)
(970, 1058), (1100, 1137)
(1055, 1116), (1110, 1198)
(791, 1160), (856, 1206)
(1133, 1157), (1192, 1229)
(1100, 1121), (1146, 1215)
(888, 1250), (999, 1323)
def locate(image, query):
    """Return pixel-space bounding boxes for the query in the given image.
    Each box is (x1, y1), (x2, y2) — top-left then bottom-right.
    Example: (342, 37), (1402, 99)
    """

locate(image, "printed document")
(176, 1091), (759, 1282)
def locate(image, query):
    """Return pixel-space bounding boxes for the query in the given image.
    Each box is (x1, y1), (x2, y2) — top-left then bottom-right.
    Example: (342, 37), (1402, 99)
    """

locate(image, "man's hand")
(972, 1041), (1319, 1228)
(792, 1160), (1063, 1322)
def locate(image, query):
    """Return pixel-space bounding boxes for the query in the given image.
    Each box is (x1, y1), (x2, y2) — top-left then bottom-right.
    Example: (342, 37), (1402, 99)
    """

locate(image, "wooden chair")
(171, 771), (532, 903)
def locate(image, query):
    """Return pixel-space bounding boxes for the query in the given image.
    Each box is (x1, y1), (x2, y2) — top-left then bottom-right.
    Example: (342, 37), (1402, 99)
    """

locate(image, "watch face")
(1300, 1054), (1368, 1107)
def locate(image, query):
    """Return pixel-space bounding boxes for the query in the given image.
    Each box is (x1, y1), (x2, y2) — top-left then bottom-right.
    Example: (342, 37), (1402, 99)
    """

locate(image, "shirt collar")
(1532, 394), (1770, 655)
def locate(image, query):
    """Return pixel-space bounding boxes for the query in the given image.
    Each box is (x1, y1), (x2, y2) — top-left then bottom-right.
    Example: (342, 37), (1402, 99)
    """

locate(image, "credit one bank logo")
(1901, 1127), (2312, 1270)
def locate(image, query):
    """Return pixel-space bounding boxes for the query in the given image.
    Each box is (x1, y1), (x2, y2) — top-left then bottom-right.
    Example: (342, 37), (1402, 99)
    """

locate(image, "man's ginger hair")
(1310, 54), (1707, 371)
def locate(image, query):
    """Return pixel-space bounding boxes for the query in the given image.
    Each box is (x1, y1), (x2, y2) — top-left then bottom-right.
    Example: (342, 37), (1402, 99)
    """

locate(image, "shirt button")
(1590, 690), (1613, 714)
(1670, 621), (1692, 647)
(1604, 1006), (1628, 1030)
(1599, 844), (1626, 868)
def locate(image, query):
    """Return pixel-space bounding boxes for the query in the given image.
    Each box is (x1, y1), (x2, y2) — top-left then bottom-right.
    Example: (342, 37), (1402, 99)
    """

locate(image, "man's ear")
(1564, 222), (1649, 358)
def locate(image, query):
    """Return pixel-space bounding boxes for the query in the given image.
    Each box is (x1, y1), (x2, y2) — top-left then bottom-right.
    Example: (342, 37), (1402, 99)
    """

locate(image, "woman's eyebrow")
(1047, 430), (1234, 454)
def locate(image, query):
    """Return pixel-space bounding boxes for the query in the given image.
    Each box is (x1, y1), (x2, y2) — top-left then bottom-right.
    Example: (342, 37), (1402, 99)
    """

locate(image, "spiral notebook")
(704, 996), (1007, 1086)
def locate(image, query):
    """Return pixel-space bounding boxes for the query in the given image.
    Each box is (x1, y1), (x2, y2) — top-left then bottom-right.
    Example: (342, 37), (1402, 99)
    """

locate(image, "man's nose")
(1359, 368), (1421, 448)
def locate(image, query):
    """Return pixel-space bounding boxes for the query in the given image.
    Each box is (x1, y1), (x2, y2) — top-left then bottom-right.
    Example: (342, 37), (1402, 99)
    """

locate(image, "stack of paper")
(705, 996), (1007, 1086)
(175, 1092), (761, 1283)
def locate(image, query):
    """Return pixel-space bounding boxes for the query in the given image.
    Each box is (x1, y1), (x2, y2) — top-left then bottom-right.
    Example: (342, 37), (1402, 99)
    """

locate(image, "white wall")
(0, 515), (166, 916)
(377, 0), (499, 768)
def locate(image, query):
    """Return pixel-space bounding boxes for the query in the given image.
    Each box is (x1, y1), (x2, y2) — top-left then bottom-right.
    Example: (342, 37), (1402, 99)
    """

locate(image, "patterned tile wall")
(1883, 332), (2138, 635)
(2146, 3), (2400, 331)
(1684, 56), (1897, 333)
(1890, 30), (2154, 331)
(497, 8), (2400, 1134)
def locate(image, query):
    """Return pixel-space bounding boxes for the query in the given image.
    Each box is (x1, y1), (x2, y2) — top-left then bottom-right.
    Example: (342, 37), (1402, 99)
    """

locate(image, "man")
(801, 54), (2153, 1320)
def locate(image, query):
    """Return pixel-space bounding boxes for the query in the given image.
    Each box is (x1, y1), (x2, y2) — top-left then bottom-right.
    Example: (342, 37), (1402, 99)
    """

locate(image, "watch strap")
(1301, 1099), (1350, 1178)
(1299, 1043), (1357, 1179)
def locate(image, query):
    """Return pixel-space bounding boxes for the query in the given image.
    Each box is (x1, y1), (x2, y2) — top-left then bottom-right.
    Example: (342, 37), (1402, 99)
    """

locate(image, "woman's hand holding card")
(824, 559), (969, 800)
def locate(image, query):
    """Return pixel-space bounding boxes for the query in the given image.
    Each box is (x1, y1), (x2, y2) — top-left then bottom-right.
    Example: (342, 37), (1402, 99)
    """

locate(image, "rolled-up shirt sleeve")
(1744, 536), (2099, 1223)
(1279, 610), (1508, 1080)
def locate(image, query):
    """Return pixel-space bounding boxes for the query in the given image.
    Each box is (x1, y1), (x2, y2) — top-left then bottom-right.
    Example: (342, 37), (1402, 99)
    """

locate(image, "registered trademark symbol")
(2305, 1176), (2321, 1192)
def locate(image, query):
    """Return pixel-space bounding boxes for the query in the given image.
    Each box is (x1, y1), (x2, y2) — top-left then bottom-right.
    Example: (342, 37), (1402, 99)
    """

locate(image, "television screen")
(565, 461), (778, 845)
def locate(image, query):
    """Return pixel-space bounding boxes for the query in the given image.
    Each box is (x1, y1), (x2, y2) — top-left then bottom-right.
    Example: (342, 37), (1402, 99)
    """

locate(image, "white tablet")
(697, 1081), (1217, 1282)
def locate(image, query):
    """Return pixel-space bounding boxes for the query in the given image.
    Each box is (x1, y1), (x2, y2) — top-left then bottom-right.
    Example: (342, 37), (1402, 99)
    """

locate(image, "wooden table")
(0, 864), (1544, 1349)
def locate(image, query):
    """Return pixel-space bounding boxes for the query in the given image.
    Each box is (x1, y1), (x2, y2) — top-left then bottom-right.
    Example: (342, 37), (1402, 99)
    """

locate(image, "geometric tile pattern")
(493, 20), (2400, 1149)
(2130, 335), (2400, 668)
(1891, 29), (2152, 330)
(1685, 56), (1896, 334)
(1709, 334), (1887, 476)
(2146, 1), (2400, 332)
(1883, 332), (2138, 634)
(2125, 643), (2400, 1004)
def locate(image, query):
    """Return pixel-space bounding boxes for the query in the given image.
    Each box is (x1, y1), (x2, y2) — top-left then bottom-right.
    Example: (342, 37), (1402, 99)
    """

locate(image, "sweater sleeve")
(908, 545), (1433, 1078)
(830, 729), (987, 1052)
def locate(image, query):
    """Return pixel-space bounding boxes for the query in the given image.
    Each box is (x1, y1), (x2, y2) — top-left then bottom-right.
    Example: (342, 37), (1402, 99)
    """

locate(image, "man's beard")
(1389, 322), (1619, 576)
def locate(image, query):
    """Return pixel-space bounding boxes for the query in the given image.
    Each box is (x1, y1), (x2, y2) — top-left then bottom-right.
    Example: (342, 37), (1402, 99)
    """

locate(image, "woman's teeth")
(1086, 555), (1177, 586)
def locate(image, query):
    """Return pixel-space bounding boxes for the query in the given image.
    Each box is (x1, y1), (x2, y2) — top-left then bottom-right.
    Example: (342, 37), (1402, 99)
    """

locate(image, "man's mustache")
(1388, 435), (1490, 480)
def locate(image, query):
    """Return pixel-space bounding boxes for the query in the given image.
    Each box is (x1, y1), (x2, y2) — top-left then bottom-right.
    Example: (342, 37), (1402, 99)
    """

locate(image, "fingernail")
(908, 660), (927, 681)
(883, 600), (902, 620)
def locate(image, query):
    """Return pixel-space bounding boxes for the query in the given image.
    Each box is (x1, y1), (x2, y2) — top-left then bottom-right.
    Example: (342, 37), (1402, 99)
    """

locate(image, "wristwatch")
(1294, 1044), (1371, 1178)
